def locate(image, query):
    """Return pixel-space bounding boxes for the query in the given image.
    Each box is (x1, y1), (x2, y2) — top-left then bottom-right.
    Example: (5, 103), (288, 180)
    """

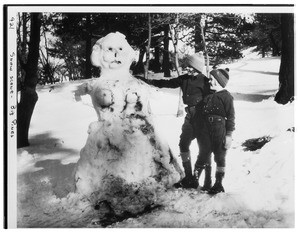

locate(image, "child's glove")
(224, 135), (232, 149)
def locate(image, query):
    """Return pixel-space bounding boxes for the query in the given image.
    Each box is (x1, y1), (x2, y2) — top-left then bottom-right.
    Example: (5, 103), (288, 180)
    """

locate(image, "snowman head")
(91, 32), (136, 75)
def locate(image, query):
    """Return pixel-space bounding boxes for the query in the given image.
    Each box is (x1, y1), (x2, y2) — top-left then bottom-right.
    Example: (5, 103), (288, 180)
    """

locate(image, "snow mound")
(16, 54), (294, 228)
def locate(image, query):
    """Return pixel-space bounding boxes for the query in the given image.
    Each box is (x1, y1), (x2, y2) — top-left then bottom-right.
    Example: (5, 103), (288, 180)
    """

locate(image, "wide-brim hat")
(186, 52), (205, 73)
(210, 68), (229, 88)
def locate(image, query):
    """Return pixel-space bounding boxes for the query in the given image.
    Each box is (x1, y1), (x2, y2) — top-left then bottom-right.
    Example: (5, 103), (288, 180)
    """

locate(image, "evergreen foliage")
(17, 12), (285, 84)
(15, 11), (294, 148)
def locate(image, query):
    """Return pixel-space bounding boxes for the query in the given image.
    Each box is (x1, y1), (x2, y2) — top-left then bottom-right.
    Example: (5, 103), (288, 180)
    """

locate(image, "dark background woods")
(15, 11), (294, 148)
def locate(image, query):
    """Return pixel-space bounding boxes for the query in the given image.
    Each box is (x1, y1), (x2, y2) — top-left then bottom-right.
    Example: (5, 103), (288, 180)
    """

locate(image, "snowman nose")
(108, 47), (118, 57)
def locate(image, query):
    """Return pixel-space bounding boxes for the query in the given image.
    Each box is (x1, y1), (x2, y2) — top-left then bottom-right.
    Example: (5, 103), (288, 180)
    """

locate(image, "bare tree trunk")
(200, 16), (210, 77)
(163, 24), (171, 77)
(270, 31), (280, 56)
(153, 46), (161, 73)
(194, 14), (203, 53)
(17, 13), (42, 148)
(275, 14), (294, 104)
(261, 49), (265, 58)
(85, 13), (92, 79)
(40, 30), (55, 84)
(22, 13), (28, 55)
(144, 13), (151, 79)
(169, 16), (184, 117)
(18, 13), (29, 86)
(132, 48), (145, 75)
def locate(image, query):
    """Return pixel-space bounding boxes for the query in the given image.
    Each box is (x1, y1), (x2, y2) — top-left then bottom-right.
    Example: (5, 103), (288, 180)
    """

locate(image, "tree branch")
(206, 38), (241, 43)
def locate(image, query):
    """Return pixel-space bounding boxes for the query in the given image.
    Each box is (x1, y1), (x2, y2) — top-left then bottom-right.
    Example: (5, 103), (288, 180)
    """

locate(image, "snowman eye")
(108, 47), (113, 51)
(119, 47), (123, 51)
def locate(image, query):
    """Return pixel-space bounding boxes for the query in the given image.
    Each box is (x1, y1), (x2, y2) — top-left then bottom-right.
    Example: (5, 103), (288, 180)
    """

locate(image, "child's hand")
(224, 135), (232, 149)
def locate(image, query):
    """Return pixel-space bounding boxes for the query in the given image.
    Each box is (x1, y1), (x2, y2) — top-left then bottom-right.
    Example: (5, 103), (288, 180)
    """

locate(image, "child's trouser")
(195, 115), (227, 168)
(179, 105), (203, 154)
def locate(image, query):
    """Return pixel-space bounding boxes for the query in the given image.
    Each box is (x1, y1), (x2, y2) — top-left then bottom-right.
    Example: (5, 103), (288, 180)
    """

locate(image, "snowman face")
(91, 32), (135, 71)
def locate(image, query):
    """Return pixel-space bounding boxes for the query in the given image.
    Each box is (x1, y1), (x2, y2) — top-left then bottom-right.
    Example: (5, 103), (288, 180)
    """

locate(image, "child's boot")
(174, 152), (198, 189)
(208, 170), (225, 194)
(201, 165), (212, 191)
(182, 160), (199, 188)
(194, 165), (205, 181)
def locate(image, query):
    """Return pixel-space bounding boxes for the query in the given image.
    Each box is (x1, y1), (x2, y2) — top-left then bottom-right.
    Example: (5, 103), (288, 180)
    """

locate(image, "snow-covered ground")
(17, 50), (295, 228)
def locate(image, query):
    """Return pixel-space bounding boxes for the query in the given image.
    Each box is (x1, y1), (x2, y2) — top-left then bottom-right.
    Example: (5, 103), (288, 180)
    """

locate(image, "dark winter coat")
(149, 73), (210, 106)
(202, 89), (235, 135)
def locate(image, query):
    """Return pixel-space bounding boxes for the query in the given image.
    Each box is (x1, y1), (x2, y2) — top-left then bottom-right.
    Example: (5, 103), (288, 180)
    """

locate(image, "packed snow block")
(74, 32), (183, 217)
(74, 102), (182, 215)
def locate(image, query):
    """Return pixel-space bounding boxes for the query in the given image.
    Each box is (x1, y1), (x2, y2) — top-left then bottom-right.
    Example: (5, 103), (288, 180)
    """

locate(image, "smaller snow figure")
(74, 32), (183, 221)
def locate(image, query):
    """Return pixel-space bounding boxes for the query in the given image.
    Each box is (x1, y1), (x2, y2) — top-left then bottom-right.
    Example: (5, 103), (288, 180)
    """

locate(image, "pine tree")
(17, 13), (42, 148)
(275, 13), (294, 104)
(249, 14), (281, 57)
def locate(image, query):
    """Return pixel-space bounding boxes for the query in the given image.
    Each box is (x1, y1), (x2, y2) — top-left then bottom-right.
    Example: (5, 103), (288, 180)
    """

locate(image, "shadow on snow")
(33, 159), (77, 198)
(231, 92), (275, 102)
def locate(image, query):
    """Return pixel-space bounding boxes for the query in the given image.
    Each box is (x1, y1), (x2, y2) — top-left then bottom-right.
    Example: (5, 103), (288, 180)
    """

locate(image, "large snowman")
(74, 32), (183, 218)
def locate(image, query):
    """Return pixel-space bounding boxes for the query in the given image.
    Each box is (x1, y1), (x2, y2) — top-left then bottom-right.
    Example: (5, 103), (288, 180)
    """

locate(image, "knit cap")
(210, 68), (229, 88)
(186, 52), (205, 73)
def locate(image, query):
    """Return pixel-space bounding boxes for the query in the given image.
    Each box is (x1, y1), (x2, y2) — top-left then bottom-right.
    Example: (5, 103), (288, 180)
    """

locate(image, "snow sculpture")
(74, 32), (183, 218)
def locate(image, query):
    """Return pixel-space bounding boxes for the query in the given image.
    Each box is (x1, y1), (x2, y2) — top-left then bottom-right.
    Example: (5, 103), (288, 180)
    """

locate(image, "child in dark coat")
(137, 52), (211, 189)
(194, 68), (235, 194)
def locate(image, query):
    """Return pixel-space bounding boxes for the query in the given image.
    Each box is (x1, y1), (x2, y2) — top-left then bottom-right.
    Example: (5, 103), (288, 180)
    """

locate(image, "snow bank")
(16, 55), (294, 228)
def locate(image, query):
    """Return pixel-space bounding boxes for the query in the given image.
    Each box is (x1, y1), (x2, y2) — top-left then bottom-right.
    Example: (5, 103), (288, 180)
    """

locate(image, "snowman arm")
(149, 77), (182, 89)
(74, 82), (93, 101)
